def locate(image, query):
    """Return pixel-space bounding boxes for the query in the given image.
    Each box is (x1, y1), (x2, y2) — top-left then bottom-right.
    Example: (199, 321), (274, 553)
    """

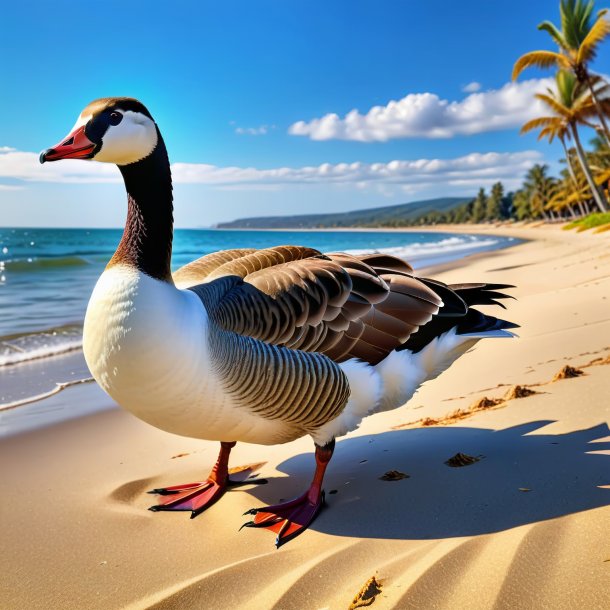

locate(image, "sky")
(0, 0), (608, 228)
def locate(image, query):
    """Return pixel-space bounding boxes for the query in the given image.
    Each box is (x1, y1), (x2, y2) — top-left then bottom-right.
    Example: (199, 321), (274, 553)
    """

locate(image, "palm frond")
(561, 0), (575, 45)
(577, 1), (596, 40)
(556, 69), (578, 105)
(562, 0), (595, 48)
(577, 13), (610, 63)
(512, 51), (570, 80)
(538, 21), (568, 48)
(538, 125), (563, 143)
(520, 116), (561, 135)
(594, 167), (610, 184)
(535, 93), (573, 117)
(593, 81), (610, 98)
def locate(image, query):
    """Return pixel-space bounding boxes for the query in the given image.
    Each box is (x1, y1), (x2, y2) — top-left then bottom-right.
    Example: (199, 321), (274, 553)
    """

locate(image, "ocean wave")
(344, 235), (500, 262)
(0, 255), (98, 273)
(0, 325), (83, 366)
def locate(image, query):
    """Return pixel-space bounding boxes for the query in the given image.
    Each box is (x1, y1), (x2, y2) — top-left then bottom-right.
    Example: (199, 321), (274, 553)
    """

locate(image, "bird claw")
(147, 462), (267, 517)
(148, 479), (224, 518)
(240, 491), (325, 548)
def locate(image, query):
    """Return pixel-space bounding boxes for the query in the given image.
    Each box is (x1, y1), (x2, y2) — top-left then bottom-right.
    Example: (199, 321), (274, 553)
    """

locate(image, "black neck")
(109, 128), (174, 281)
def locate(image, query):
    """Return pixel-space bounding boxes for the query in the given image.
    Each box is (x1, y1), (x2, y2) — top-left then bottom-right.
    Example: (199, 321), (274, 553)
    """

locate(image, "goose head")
(40, 97), (159, 166)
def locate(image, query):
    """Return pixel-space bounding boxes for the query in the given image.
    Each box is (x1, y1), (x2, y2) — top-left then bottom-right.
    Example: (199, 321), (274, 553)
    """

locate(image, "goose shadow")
(243, 420), (610, 540)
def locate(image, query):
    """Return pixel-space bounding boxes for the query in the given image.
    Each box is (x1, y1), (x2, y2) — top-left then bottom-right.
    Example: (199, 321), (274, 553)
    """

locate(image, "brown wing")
(173, 248), (257, 288)
(190, 245), (445, 366)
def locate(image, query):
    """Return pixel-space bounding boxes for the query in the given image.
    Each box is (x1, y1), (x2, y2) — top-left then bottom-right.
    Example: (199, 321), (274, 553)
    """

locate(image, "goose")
(40, 98), (517, 547)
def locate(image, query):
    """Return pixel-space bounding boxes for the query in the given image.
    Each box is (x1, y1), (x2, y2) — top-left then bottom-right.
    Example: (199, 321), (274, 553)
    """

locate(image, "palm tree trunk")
(584, 72), (610, 147)
(570, 123), (609, 212)
(560, 137), (583, 216)
(560, 137), (580, 187)
(559, 137), (587, 217)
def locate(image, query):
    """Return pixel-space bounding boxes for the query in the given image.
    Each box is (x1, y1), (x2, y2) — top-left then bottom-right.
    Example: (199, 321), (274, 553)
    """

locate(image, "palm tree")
(485, 182), (505, 220)
(586, 135), (610, 197)
(512, 0), (610, 144)
(513, 188), (532, 220)
(563, 150), (592, 214)
(547, 167), (590, 217)
(523, 164), (559, 220)
(520, 70), (609, 211)
(471, 188), (487, 222)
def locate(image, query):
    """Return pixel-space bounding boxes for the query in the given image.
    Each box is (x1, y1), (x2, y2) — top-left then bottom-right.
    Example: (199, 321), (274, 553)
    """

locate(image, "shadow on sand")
(242, 420), (610, 540)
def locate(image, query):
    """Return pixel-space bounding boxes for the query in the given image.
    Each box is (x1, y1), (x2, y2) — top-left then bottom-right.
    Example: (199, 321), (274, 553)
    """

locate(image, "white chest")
(83, 267), (219, 435)
(82, 266), (296, 444)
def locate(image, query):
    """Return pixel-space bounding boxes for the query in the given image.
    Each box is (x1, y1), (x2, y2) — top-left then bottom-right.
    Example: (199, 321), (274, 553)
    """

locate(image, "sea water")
(0, 227), (514, 368)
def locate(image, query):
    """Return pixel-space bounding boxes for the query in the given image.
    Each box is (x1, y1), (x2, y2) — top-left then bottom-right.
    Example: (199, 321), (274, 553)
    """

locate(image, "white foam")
(0, 329), (83, 366)
(345, 235), (500, 265)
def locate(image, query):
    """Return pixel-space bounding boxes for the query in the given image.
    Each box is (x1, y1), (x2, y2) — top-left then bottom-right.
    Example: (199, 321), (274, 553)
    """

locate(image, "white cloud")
(235, 125), (272, 136)
(462, 81), (482, 93)
(0, 146), (542, 196)
(174, 151), (543, 196)
(0, 149), (121, 184)
(288, 77), (554, 141)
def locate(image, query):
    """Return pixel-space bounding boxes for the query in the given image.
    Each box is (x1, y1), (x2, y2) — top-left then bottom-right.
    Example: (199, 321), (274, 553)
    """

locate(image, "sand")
(1, 223), (609, 610)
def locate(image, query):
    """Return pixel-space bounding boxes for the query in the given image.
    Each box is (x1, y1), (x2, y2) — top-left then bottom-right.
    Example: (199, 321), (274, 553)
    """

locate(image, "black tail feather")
(398, 282), (517, 353)
(456, 309), (519, 335)
(417, 277), (467, 317)
(449, 283), (515, 309)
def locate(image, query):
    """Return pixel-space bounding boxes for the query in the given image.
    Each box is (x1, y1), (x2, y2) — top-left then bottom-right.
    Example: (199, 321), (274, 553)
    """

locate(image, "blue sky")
(0, 0), (607, 227)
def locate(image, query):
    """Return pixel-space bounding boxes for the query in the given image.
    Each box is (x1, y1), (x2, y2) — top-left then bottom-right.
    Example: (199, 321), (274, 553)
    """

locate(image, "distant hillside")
(216, 197), (471, 229)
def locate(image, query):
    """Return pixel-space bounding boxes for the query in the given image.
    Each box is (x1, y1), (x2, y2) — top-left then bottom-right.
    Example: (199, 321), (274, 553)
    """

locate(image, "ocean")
(0, 227), (516, 433)
(0, 227), (515, 367)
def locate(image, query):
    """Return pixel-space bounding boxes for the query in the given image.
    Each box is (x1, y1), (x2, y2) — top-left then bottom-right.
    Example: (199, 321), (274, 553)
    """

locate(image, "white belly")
(83, 266), (293, 444)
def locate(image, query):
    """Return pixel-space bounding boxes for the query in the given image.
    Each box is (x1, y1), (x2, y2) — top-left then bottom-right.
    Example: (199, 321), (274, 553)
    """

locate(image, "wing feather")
(188, 247), (488, 365)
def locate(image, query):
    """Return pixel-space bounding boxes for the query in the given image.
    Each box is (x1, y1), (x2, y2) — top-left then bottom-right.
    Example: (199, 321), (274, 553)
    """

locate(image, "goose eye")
(109, 111), (123, 126)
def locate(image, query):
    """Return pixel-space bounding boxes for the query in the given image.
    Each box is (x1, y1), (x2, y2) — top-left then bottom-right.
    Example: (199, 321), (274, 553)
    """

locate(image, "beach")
(1, 223), (609, 609)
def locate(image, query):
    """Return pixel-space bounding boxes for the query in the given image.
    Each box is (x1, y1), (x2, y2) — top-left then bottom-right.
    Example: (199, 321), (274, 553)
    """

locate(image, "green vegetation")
(216, 197), (471, 228)
(564, 211), (610, 230)
(513, 0), (610, 145)
(513, 0), (610, 218)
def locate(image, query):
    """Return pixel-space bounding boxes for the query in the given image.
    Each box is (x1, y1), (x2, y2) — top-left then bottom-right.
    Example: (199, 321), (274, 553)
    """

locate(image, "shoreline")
(2, 223), (609, 609)
(0, 226), (521, 437)
(209, 220), (540, 234)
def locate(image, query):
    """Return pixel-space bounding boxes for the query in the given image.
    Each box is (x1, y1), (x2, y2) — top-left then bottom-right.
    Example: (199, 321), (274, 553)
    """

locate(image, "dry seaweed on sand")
(349, 575), (383, 609)
(503, 385), (537, 400)
(379, 470), (410, 481)
(419, 416), (443, 426)
(470, 396), (502, 410)
(553, 365), (584, 380)
(444, 452), (483, 467)
(393, 395), (505, 429)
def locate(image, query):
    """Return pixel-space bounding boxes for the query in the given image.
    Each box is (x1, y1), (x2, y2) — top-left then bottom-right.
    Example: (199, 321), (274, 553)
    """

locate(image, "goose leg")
(241, 439), (335, 548)
(148, 441), (265, 519)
